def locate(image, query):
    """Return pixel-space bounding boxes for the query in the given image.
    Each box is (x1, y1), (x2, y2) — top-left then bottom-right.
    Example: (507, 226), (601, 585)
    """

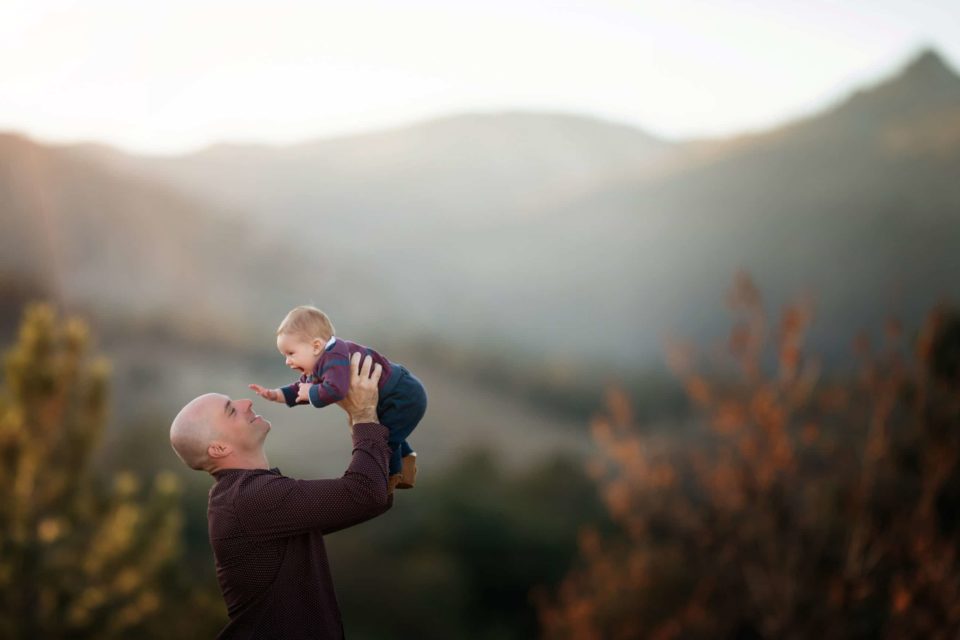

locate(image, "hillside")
(0, 131), (597, 469)
(70, 111), (672, 230)
(0, 132), (401, 341)
(500, 48), (960, 357)
(46, 48), (960, 363)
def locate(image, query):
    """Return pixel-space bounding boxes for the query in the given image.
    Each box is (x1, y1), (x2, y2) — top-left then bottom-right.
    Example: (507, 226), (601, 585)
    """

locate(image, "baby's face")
(277, 332), (322, 375)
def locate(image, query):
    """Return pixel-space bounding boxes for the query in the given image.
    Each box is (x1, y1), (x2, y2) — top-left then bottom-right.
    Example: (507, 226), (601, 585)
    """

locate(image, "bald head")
(171, 393), (271, 474)
(170, 393), (223, 471)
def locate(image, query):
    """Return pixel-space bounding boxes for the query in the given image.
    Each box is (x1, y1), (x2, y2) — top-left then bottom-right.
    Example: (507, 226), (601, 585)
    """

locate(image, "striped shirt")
(280, 338), (396, 408)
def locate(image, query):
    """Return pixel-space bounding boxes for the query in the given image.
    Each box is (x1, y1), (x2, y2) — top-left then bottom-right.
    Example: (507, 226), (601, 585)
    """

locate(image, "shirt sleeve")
(307, 356), (352, 408)
(234, 423), (393, 538)
(280, 382), (302, 407)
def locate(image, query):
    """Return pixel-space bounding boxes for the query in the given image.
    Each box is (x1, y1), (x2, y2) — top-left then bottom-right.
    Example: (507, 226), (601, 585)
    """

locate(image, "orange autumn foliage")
(537, 272), (960, 640)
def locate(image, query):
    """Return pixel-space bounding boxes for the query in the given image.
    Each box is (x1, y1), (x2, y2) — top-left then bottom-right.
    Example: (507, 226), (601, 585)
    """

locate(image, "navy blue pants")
(376, 365), (427, 476)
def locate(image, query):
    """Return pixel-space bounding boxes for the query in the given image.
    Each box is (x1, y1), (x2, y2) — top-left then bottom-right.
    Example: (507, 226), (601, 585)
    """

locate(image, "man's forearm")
(322, 422), (392, 533)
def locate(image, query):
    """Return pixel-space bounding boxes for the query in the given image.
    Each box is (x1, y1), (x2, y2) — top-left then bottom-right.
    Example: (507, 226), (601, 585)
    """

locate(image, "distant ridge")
(196, 111), (666, 157)
(4, 46), (958, 364)
(893, 47), (959, 89)
(0, 132), (365, 342)
(831, 47), (960, 121)
(66, 109), (676, 235)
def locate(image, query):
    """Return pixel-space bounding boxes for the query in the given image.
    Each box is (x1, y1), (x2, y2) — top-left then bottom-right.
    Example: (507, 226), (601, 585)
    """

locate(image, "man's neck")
(210, 452), (270, 474)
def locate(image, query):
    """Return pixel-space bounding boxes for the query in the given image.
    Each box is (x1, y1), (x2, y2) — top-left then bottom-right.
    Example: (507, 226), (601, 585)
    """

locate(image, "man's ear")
(208, 441), (232, 460)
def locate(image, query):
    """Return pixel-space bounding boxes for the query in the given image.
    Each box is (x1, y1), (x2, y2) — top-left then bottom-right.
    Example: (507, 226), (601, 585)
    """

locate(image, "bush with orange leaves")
(536, 272), (960, 640)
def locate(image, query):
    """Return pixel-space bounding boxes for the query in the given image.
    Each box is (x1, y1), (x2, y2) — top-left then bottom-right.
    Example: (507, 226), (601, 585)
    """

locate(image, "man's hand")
(249, 384), (284, 403)
(297, 383), (313, 404)
(336, 352), (382, 426)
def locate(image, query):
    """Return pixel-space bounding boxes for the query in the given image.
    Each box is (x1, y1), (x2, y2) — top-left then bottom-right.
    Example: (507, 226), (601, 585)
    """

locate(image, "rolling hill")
(6, 46), (956, 366)
(62, 48), (960, 364)
(0, 132), (399, 342)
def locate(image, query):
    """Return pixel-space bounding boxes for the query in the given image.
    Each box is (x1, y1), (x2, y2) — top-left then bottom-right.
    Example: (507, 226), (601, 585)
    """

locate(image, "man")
(170, 353), (393, 639)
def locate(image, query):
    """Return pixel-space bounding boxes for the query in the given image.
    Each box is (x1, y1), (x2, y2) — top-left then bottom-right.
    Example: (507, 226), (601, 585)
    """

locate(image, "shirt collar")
(324, 335), (337, 351)
(212, 466), (282, 478)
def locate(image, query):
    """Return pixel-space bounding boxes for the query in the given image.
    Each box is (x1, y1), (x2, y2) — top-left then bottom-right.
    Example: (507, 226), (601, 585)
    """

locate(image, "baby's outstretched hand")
(249, 384), (283, 403)
(297, 383), (313, 404)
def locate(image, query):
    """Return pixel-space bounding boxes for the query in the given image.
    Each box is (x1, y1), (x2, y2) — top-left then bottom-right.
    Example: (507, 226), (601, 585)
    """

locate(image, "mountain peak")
(828, 47), (960, 123)
(896, 47), (959, 87)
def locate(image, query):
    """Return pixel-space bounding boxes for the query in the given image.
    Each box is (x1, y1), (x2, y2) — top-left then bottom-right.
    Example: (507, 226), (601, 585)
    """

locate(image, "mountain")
(64, 111), (681, 349)
(73, 111), (672, 230)
(831, 48), (960, 123)
(0, 131), (597, 471)
(492, 47), (960, 357)
(60, 48), (960, 364)
(0, 132), (394, 343)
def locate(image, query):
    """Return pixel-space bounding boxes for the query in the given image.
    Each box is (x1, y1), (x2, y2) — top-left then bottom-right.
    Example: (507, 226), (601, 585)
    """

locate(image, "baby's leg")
(381, 408), (418, 478)
(379, 374), (427, 455)
(388, 443), (404, 477)
(397, 439), (417, 488)
(379, 370), (427, 488)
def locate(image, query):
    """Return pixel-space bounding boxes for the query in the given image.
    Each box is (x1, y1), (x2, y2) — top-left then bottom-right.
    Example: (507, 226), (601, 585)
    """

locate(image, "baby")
(250, 305), (427, 493)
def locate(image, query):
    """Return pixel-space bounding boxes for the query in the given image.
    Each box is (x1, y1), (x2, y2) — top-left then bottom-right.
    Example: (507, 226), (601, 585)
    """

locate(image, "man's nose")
(237, 399), (254, 412)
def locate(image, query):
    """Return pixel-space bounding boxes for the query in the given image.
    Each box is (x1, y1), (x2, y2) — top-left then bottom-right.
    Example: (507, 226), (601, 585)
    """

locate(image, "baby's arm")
(249, 383), (304, 407)
(302, 360), (351, 408)
(281, 381), (308, 407)
(248, 383), (284, 402)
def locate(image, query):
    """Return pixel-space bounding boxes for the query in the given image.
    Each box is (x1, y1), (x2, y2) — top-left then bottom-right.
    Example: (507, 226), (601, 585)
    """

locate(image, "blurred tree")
(537, 273), (960, 639)
(0, 304), (190, 638)
(926, 306), (960, 386)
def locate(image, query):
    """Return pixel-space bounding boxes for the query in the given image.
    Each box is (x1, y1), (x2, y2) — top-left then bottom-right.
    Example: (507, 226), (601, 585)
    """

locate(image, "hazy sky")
(1, 0), (957, 155)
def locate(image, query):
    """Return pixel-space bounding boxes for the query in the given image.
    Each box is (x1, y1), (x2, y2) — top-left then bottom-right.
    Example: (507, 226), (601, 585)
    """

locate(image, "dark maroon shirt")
(207, 422), (393, 639)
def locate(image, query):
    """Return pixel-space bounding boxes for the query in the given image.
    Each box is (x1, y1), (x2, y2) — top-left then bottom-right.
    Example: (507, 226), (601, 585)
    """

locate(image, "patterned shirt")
(280, 338), (397, 409)
(207, 422), (393, 639)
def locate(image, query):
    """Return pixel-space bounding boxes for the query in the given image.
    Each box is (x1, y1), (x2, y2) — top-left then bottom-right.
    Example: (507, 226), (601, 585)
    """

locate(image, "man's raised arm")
(236, 354), (393, 537)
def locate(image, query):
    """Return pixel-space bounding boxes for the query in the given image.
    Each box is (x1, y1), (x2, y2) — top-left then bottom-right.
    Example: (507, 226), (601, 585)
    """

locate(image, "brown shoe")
(397, 453), (417, 489)
(388, 473), (403, 495)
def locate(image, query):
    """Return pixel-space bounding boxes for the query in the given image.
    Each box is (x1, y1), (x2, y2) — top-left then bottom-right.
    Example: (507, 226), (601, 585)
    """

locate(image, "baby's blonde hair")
(277, 305), (336, 340)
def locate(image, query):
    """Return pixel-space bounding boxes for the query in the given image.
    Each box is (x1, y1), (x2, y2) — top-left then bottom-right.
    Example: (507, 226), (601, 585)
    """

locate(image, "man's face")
(214, 395), (271, 453)
(277, 332), (321, 375)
